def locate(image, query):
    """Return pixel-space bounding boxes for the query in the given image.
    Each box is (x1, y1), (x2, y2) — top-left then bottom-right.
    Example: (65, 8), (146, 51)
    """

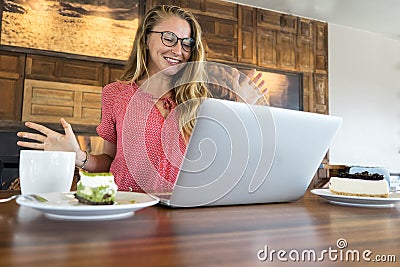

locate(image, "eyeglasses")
(149, 31), (195, 52)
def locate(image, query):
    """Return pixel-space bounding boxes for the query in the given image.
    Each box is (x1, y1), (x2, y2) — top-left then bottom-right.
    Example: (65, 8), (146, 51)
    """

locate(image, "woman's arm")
(17, 118), (115, 172)
(80, 140), (115, 173)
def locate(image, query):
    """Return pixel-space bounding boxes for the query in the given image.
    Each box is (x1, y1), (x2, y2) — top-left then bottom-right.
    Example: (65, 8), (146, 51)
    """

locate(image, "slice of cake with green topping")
(75, 170), (118, 205)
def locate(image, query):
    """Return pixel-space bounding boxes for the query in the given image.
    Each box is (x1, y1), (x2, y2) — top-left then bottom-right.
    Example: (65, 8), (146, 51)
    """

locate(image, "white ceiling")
(231, 0), (400, 41)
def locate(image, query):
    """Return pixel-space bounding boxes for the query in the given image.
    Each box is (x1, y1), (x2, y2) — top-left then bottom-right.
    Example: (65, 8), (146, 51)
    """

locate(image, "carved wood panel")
(276, 32), (296, 70)
(315, 21), (328, 73)
(257, 29), (277, 68)
(296, 18), (314, 71)
(25, 55), (104, 86)
(22, 79), (102, 125)
(302, 72), (313, 113)
(0, 51), (25, 120)
(314, 73), (328, 114)
(238, 6), (256, 64)
(198, 14), (238, 62)
(103, 64), (125, 86)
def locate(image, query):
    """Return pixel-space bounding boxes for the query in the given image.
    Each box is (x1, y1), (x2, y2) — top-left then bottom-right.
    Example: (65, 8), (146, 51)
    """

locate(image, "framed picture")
(256, 69), (303, 110)
(1, 0), (140, 60)
(206, 63), (303, 111)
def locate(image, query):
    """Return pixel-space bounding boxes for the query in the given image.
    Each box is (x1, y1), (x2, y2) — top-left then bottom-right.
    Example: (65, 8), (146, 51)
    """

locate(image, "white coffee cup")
(19, 150), (76, 194)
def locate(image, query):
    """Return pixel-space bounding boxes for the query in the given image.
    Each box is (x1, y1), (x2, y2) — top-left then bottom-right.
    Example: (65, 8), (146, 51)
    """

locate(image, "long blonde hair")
(120, 5), (209, 136)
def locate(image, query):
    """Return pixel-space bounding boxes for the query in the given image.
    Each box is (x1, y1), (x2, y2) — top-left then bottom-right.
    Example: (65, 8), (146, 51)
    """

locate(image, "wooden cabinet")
(0, 51), (25, 120)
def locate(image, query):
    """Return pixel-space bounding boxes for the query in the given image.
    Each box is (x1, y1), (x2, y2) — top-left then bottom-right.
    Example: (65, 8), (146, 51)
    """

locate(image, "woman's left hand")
(233, 69), (268, 104)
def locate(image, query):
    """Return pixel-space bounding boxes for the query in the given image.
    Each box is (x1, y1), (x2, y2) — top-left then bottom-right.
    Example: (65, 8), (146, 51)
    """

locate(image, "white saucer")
(311, 189), (400, 208)
(16, 191), (159, 220)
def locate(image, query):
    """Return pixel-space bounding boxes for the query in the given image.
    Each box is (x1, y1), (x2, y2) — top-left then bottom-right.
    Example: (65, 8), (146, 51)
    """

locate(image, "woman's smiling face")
(146, 16), (192, 77)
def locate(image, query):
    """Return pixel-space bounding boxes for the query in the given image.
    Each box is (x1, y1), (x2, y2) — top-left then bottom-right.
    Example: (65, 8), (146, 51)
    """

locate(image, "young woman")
(17, 5), (266, 193)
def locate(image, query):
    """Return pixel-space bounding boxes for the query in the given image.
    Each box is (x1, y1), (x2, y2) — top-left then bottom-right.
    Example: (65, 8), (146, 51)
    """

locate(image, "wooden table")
(0, 190), (399, 267)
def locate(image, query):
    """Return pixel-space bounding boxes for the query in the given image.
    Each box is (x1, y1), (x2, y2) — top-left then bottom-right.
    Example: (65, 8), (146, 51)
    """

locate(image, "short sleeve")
(96, 83), (117, 144)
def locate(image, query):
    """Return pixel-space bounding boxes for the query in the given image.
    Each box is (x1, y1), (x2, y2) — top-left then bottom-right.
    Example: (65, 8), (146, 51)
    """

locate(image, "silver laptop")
(159, 98), (342, 207)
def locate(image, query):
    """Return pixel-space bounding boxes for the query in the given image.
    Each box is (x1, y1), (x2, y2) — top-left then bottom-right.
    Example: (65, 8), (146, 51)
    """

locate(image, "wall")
(328, 24), (400, 172)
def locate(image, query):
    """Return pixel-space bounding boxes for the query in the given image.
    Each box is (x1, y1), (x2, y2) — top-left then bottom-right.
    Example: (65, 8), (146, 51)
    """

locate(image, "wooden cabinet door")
(238, 6), (256, 64)
(0, 51), (25, 120)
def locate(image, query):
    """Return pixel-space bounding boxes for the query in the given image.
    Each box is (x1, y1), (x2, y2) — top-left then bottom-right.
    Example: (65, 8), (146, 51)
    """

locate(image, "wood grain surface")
(0, 190), (399, 267)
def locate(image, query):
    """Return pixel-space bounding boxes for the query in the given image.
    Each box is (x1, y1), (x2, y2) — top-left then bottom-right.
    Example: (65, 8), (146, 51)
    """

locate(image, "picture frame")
(1, 0), (141, 61)
(257, 69), (303, 111)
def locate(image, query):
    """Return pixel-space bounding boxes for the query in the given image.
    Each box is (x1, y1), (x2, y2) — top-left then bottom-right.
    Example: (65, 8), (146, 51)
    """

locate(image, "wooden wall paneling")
(0, 1), (3, 41)
(280, 14), (297, 33)
(238, 6), (256, 64)
(146, 0), (238, 19)
(313, 73), (328, 114)
(25, 55), (104, 86)
(103, 64), (125, 86)
(314, 21), (328, 73)
(22, 79), (102, 125)
(198, 14), (238, 62)
(25, 55), (58, 79)
(185, 0), (202, 11)
(60, 59), (104, 86)
(257, 10), (297, 70)
(201, 0), (237, 20)
(257, 29), (277, 68)
(302, 72), (313, 112)
(0, 51), (25, 120)
(276, 31), (296, 70)
(296, 18), (314, 71)
(145, 0), (184, 11)
(257, 9), (283, 31)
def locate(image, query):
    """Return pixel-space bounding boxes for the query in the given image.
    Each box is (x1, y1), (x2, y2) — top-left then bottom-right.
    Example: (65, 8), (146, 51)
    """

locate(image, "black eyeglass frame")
(149, 31), (195, 52)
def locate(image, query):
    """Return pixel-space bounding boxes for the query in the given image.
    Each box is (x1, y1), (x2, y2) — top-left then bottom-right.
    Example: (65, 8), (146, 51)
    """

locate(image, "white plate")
(16, 191), (159, 220)
(311, 189), (400, 208)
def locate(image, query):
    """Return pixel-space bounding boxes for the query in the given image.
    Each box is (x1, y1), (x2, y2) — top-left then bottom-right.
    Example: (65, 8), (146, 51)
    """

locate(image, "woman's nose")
(170, 41), (183, 55)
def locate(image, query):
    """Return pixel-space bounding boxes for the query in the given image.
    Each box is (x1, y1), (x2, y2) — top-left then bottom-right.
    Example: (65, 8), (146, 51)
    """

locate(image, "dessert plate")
(16, 191), (159, 220)
(311, 189), (400, 207)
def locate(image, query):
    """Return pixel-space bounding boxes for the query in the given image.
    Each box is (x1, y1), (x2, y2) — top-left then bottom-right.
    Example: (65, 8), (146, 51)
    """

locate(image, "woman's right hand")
(17, 118), (81, 153)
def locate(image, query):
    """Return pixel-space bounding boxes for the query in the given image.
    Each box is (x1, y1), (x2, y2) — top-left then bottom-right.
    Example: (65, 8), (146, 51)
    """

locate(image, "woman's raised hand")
(17, 118), (81, 153)
(233, 69), (268, 104)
